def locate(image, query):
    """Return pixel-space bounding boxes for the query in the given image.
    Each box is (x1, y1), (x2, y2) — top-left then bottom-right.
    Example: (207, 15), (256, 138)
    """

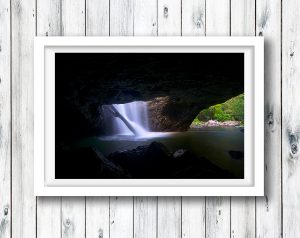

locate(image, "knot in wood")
(195, 17), (202, 28)
(164, 7), (168, 18)
(65, 218), (71, 227)
(98, 228), (103, 238)
(291, 143), (298, 155)
(267, 112), (274, 129)
(3, 206), (8, 216)
(288, 133), (299, 157)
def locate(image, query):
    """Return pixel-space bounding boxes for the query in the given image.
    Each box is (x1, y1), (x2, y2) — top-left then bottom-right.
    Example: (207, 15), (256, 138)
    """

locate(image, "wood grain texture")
(61, 0), (85, 36)
(157, 197), (181, 238)
(4, 0), (291, 237)
(205, 1), (231, 237)
(0, 0), (10, 238)
(37, 197), (61, 238)
(134, 0), (157, 36)
(86, 197), (110, 238)
(36, 1), (62, 237)
(182, 197), (205, 238)
(11, 0), (36, 237)
(110, 0), (134, 36)
(206, 0), (230, 36)
(36, 0), (61, 36)
(231, 0), (255, 36)
(256, 0), (282, 237)
(157, 0), (181, 35)
(230, 1), (256, 238)
(182, 0), (205, 36)
(230, 197), (255, 238)
(134, 197), (157, 238)
(86, 0), (109, 36)
(206, 198), (230, 238)
(110, 197), (134, 238)
(62, 197), (85, 238)
(282, 0), (300, 237)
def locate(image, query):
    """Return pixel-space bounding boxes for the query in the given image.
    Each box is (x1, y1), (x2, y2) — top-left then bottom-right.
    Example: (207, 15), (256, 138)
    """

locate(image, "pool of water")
(77, 127), (244, 178)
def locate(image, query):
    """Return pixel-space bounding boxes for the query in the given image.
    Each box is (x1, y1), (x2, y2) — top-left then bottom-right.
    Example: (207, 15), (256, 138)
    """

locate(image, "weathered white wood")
(282, 0), (300, 237)
(182, 197), (205, 238)
(230, 197), (255, 238)
(134, 0), (157, 36)
(60, 1), (86, 238)
(231, 0), (255, 36)
(182, 0), (205, 36)
(110, 0), (134, 36)
(110, 197), (134, 238)
(256, 0), (282, 237)
(206, 198), (230, 238)
(5, 0), (291, 237)
(36, 0), (62, 36)
(133, 1), (158, 237)
(61, 0), (86, 36)
(37, 197), (61, 238)
(86, 197), (110, 238)
(134, 197), (157, 238)
(230, 1), (256, 238)
(62, 197), (85, 238)
(0, 1), (10, 238)
(205, 2), (231, 237)
(11, 0), (36, 237)
(181, 1), (206, 237)
(157, 197), (181, 238)
(206, 0), (230, 36)
(157, 0), (181, 35)
(36, 1), (62, 238)
(86, 0), (109, 36)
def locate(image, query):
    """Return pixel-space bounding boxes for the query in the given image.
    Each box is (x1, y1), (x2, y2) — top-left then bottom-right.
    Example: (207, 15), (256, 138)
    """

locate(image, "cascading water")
(112, 101), (150, 136)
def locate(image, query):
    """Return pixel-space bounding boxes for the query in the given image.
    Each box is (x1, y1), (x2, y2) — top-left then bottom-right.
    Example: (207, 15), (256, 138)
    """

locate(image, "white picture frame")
(34, 37), (264, 196)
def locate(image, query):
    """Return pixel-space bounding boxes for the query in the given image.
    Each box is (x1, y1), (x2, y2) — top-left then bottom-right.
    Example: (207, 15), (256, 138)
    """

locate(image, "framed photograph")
(34, 37), (264, 196)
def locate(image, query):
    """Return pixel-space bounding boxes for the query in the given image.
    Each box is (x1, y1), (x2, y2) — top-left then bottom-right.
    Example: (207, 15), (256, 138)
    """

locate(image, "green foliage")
(192, 117), (204, 126)
(197, 94), (244, 123)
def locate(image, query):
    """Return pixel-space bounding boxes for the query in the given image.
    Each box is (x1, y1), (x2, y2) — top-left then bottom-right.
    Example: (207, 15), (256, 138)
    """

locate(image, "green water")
(77, 127), (244, 178)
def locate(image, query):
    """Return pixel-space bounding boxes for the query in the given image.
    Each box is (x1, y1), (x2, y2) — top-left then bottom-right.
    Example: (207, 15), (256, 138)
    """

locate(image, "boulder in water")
(55, 147), (131, 179)
(108, 142), (171, 178)
(171, 149), (235, 179)
(108, 142), (235, 179)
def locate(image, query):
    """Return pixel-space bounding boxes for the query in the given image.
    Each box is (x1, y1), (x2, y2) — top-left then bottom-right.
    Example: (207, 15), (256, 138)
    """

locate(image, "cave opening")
(55, 52), (245, 179)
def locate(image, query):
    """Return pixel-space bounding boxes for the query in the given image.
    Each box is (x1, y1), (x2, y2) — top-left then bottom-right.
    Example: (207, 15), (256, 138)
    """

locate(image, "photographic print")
(34, 37), (264, 196)
(55, 53), (244, 180)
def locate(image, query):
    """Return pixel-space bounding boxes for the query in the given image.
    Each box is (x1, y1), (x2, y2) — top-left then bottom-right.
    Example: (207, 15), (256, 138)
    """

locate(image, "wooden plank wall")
(0, 0), (294, 237)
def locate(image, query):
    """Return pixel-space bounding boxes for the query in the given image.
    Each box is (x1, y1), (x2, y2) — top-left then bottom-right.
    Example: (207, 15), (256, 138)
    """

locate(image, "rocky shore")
(191, 120), (242, 128)
(55, 142), (235, 179)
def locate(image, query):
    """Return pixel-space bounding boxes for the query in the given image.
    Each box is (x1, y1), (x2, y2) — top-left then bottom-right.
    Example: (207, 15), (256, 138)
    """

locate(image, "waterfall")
(112, 101), (150, 136)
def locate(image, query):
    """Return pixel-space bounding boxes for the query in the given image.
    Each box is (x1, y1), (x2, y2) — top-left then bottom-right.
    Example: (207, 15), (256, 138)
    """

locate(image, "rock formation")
(55, 53), (244, 138)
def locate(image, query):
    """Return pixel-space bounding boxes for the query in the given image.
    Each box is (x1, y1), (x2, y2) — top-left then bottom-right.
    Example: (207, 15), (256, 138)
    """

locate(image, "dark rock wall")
(55, 53), (244, 138)
(148, 96), (201, 131)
